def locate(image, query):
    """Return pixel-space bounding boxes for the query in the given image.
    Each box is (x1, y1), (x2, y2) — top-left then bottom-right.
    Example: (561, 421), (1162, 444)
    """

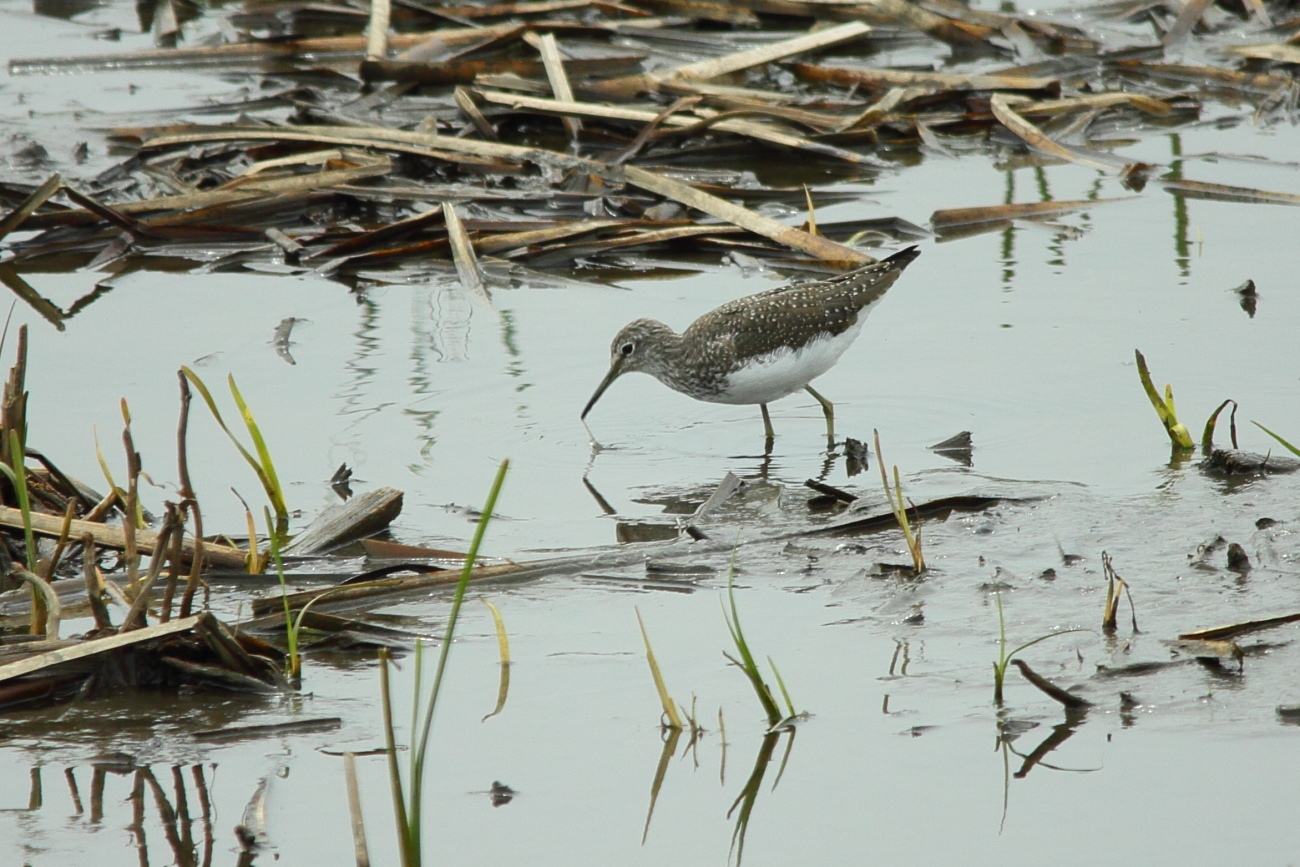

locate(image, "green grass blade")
(378, 649), (414, 867)
(767, 655), (796, 719)
(228, 374), (287, 520)
(723, 566), (782, 725)
(180, 366), (280, 513)
(1252, 421), (1300, 458)
(408, 459), (509, 861)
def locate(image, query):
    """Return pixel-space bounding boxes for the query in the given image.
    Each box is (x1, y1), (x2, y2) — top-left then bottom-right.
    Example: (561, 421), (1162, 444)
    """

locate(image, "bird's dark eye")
(620, 342), (635, 356)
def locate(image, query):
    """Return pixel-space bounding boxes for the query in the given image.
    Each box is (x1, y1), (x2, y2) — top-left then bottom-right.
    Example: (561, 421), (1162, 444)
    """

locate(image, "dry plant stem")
(636, 607), (684, 729)
(175, 373), (205, 616)
(453, 88), (496, 139)
(82, 533), (113, 631)
(872, 429), (924, 572)
(121, 507), (180, 631)
(39, 503), (76, 581)
(159, 507), (186, 623)
(0, 429), (42, 632)
(1, 325), (27, 473)
(344, 751), (371, 867)
(990, 93), (1124, 172)
(121, 402), (143, 592)
(379, 650), (413, 867)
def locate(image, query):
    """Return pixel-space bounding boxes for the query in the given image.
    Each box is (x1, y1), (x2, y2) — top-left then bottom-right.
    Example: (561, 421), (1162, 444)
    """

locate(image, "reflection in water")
(997, 707), (1096, 832)
(8, 761), (218, 867)
(424, 284), (473, 364)
(728, 729), (795, 865)
(1166, 133), (1192, 280)
(0, 265), (113, 331)
(637, 712), (796, 865)
(1000, 169), (1016, 289)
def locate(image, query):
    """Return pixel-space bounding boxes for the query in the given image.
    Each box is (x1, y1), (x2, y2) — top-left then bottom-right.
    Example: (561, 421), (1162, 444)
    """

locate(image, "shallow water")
(3, 0), (1300, 863)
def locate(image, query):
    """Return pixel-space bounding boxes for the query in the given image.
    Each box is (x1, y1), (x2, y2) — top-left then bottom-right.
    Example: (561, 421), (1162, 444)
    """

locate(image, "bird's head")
(581, 319), (677, 420)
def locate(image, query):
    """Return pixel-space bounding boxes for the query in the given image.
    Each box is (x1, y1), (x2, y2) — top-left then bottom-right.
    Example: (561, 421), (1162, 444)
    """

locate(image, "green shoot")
(1134, 349), (1194, 450)
(992, 585), (1086, 705)
(383, 458), (508, 867)
(636, 607), (684, 730)
(873, 429), (924, 573)
(722, 560), (797, 730)
(267, 506), (298, 680)
(180, 367), (288, 526)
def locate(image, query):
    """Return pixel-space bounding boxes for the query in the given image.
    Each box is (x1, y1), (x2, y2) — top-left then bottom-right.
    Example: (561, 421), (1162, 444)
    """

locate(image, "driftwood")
(283, 487), (405, 556)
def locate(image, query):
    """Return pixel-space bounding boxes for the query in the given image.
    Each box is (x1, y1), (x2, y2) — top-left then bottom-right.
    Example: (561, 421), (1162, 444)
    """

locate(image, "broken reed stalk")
(1102, 551), (1122, 632)
(1101, 551), (1139, 634)
(121, 504), (181, 631)
(379, 458), (509, 867)
(175, 372), (206, 617)
(82, 533), (113, 631)
(872, 429), (924, 573)
(636, 607), (684, 730)
(343, 751), (371, 867)
(121, 399), (144, 592)
(159, 504), (185, 622)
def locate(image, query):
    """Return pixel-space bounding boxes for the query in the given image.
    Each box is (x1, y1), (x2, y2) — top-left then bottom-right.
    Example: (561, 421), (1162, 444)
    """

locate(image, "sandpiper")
(582, 246), (921, 441)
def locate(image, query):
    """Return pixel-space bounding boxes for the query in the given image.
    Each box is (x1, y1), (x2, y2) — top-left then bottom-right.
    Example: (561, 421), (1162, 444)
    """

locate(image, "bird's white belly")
(708, 319), (865, 405)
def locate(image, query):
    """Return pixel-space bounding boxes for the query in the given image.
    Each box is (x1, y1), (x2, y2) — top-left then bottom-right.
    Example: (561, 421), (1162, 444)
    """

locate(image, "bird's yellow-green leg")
(760, 404), (775, 440)
(805, 385), (835, 444)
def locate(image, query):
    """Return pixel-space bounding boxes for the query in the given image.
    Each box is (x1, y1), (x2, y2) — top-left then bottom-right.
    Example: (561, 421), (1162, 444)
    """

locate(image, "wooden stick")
(0, 505), (246, 569)
(621, 165), (871, 265)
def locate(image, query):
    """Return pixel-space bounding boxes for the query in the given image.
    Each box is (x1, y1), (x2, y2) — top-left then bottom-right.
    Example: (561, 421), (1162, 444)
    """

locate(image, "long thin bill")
(581, 363), (621, 420)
